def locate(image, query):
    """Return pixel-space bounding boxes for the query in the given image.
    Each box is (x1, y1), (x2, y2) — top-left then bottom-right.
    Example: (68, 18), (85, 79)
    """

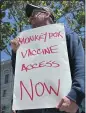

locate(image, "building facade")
(1, 60), (14, 113)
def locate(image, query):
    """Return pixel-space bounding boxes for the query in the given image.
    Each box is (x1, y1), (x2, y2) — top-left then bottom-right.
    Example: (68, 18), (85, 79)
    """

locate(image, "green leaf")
(0, 11), (5, 19)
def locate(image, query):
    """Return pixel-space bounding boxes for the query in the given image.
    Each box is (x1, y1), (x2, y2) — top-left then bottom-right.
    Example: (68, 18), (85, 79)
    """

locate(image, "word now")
(21, 60), (60, 72)
(18, 31), (63, 45)
(20, 79), (60, 101)
(21, 45), (58, 58)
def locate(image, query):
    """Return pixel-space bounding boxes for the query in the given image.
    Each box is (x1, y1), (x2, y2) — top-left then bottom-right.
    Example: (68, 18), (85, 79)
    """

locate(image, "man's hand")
(11, 38), (20, 53)
(13, 110), (16, 113)
(57, 96), (79, 113)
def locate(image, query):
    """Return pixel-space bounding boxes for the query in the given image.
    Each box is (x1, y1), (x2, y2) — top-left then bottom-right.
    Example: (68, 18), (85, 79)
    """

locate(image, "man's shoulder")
(66, 31), (79, 45)
(64, 25), (79, 42)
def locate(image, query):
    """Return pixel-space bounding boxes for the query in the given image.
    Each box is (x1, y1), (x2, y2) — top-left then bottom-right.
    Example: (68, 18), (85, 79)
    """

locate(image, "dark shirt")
(11, 32), (85, 113)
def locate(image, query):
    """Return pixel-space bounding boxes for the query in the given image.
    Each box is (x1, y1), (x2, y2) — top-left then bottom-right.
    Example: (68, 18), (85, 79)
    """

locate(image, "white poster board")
(12, 23), (72, 110)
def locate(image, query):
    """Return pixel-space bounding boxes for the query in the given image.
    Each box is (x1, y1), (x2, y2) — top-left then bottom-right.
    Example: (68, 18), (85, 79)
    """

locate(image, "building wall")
(1, 60), (14, 113)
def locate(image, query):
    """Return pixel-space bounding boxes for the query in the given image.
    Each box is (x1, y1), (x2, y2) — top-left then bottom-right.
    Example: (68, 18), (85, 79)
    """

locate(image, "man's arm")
(66, 32), (85, 106)
(11, 50), (16, 74)
(57, 32), (85, 112)
(11, 38), (19, 74)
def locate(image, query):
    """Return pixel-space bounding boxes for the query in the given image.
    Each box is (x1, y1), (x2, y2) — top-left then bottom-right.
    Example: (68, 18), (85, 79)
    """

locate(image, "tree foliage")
(1, 0), (85, 56)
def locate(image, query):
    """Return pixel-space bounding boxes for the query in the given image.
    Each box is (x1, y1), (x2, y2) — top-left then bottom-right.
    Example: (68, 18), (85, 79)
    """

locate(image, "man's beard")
(32, 18), (52, 28)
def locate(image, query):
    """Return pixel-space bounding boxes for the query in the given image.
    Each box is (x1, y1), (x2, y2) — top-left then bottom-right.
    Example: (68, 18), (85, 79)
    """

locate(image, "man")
(11, 4), (85, 113)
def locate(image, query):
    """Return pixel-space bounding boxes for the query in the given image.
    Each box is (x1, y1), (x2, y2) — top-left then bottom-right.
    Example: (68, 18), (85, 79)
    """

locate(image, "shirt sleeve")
(66, 33), (85, 106)
(11, 50), (16, 74)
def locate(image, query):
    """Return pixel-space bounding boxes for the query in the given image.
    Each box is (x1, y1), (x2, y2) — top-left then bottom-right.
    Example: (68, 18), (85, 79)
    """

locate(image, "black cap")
(25, 4), (56, 22)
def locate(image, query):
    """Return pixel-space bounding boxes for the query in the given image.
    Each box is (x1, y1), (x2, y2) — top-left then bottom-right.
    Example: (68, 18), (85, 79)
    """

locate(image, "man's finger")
(57, 98), (64, 109)
(59, 102), (69, 112)
(11, 40), (15, 44)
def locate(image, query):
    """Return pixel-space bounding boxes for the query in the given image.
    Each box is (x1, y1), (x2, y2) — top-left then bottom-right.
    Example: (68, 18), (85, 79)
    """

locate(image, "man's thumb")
(57, 98), (64, 109)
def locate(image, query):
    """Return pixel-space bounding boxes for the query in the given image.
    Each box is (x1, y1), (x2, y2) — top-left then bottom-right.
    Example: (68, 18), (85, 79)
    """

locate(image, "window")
(2, 90), (7, 97)
(1, 105), (9, 113)
(4, 74), (9, 84)
(2, 106), (6, 110)
(1, 105), (6, 113)
(2, 111), (5, 113)
(4, 69), (9, 84)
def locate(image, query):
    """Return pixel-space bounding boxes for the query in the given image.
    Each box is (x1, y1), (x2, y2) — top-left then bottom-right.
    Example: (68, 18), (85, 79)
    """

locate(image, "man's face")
(29, 9), (51, 28)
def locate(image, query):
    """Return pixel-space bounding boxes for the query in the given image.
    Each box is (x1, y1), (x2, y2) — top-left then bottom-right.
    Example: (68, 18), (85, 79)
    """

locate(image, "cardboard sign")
(12, 23), (72, 110)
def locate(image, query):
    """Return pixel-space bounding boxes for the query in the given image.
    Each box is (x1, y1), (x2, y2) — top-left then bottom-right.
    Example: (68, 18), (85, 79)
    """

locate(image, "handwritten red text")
(18, 31), (63, 45)
(20, 79), (60, 101)
(21, 60), (60, 72)
(21, 45), (58, 58)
